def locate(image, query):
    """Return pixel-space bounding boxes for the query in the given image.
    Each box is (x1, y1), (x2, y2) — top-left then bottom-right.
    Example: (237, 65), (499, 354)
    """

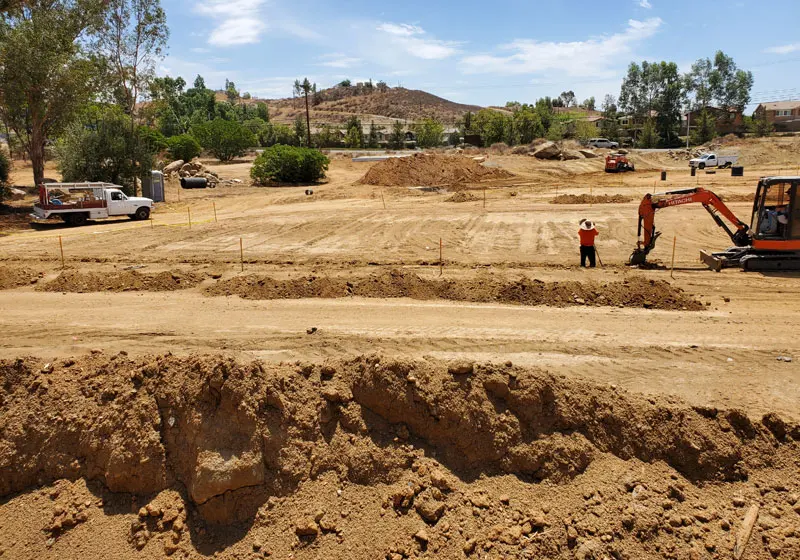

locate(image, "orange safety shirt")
(579, 228), (598, 247)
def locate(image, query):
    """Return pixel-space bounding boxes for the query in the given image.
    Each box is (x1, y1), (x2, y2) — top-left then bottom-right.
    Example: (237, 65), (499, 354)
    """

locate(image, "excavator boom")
(630, 188), (751, 265)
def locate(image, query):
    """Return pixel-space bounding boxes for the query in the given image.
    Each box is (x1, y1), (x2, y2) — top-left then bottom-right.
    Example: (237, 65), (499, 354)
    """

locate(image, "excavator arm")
(629, 188), (751, 265)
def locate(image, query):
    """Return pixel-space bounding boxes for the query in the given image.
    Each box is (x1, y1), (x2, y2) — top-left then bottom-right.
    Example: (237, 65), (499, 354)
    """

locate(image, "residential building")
(683, 107), (745, 135)
(754, 101), (800, 132)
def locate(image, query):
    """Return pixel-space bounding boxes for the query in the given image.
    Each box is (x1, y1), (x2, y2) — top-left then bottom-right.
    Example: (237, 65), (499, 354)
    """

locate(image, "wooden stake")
(239, 237), (244, 272)
(187, 207), (192, 229)
(733, 504), (759, 560)
(177, 184), (180, 202)
(381, 190), (386, 210)
(58, 236), (64, 269)
(213, 201), (218, 223)
(150, 217), (154, 229)
(670, 235), (677, 279)
(439, 238), (443, 276)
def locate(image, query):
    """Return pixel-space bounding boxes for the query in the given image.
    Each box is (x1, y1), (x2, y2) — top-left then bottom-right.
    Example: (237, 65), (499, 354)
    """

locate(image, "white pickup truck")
(31, 183), (154, 226)
(688, 153), (739, 170)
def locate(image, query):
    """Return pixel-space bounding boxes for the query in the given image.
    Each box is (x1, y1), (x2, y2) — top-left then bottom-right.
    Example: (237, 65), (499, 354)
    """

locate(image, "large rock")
(189, 449), (265, 504)
(578, 149), (599, 159)
(163, 160), (184, 174)
(532, 142), (561, 160)
(560, 149), (584, 161)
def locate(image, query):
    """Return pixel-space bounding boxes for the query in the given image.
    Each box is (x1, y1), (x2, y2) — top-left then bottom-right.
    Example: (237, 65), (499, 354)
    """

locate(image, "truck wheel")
(699, 163), (705, 170)
(67, 213), (88, 226)
(133, 207), (151, 220)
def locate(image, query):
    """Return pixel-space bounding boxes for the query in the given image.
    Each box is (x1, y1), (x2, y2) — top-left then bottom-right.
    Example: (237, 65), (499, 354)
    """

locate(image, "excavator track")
(740, 253), (800, 271)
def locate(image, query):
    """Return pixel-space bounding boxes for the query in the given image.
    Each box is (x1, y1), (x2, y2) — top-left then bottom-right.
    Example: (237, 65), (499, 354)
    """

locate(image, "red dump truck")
(31, 183), (154, 226)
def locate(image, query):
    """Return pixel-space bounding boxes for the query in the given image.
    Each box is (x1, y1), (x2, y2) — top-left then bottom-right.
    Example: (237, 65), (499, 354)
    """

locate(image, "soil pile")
(445, 192), (480, 203)
(0, 353), (798, 559)
(40, 270), (204, 292)
(207, 271), (704, 311)
(0, 265), (41, 289)
(551, 194), (633, 204)
(358, 153), (514, 187)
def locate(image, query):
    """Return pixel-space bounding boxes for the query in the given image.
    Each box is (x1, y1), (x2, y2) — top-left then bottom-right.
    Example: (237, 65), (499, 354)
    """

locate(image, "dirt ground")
(1, 136), (799, 559)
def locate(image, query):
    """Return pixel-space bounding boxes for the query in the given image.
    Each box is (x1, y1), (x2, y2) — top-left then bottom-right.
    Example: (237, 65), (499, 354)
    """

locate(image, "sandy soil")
(1, 136), (799, 559)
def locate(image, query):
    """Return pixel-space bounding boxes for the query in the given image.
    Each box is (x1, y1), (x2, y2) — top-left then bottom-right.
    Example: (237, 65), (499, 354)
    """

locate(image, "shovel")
(594, 245), (604, 267)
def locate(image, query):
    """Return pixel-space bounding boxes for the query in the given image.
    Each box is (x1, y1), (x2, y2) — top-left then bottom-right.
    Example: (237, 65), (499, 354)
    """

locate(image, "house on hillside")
(754, 101), (800, 132)
(617, 111), (658, 144)
(683, 107), (744, 136)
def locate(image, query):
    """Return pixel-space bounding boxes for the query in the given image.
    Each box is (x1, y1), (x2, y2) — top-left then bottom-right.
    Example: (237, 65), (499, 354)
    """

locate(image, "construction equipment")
(629, 177), (800, 271)
(604, 153), (635, 173)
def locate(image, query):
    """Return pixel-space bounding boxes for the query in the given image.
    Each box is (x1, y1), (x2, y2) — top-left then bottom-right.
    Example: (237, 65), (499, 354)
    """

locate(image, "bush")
(166, 134), (202, 162)
(0, 149), (10, 185)
(250, 145), (329, 184)
(190, 118), (256, 162)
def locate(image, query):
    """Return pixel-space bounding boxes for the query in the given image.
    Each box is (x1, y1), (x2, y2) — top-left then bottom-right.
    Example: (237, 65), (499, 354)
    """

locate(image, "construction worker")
(579, 219), (599, 267)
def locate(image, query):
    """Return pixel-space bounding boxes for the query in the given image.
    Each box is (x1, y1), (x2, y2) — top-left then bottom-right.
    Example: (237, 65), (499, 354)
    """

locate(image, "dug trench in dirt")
(1, 353), (798, 559)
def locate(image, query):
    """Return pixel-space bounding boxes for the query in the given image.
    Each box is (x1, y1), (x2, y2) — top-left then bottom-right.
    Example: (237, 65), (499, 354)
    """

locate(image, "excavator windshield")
(752, 180), (798, 240)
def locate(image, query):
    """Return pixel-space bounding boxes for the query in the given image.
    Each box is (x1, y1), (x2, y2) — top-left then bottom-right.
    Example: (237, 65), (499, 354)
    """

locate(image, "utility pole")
(686, 111), (691, 149)
(304, 84), (311, 148)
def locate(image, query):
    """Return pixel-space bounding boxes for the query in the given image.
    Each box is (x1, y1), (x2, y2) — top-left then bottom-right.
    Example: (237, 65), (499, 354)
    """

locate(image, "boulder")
(560, 149), (584, 160)
(532, 142), (561, 160)
(163, 160), (184, 174)
(7, 187), (26, 200)
(616, 148), (629, 155)
(578, 149), (599, 158)
(189, 449), (265, 504)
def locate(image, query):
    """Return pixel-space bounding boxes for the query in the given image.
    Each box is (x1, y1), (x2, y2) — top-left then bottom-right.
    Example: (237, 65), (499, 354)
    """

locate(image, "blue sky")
(158, 0), (800, 111)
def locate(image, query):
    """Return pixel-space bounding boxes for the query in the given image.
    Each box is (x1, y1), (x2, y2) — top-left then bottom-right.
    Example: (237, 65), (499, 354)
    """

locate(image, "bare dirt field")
(1, 137), (799, 559)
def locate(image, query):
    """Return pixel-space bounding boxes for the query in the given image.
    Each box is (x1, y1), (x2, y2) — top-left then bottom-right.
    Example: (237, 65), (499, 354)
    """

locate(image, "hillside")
(218, 85), (482, 126)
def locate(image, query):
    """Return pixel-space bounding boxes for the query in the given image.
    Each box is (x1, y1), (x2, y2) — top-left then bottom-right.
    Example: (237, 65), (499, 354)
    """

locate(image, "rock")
(429, 469), (455, 491)
(414, 528), (429, 543)
(732, 496), (746, 507)
(7, 187), (26, 200)
(469, 493), (491, 509)
(448, 361), (474, 376)
(533, 142), (561, 160)
(483, 377), (510, 399)
(415, 497), (445, 524)
(163, 160), (184, 174)
(294, 518), (319, 537)
(560, 149), (584, 160)
(529, 510), (547, 529)
(321, 386), (350, 403)
(499, 494), (510, 505)
(578, 149), (599, 158)
(189, 449), (265, 504)
(617, 149), (629, 154)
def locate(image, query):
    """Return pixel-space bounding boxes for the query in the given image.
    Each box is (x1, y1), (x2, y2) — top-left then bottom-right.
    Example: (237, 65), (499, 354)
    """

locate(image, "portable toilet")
(149, 170), (165, 202)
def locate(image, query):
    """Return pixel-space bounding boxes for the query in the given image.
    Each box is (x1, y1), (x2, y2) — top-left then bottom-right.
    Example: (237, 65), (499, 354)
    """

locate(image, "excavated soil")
(0, 353), (798, 559)
(39, 270), (204, 293)
(206, 270), (704, 311)
(0, 265), (42, 289)
(550, 194), (633, 204)
(445, 192), (480, 203)
(358, 154), (514, 187)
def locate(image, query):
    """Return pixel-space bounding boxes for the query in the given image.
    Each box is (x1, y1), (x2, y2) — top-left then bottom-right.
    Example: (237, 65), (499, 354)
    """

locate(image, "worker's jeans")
(580, 246), (596, 267)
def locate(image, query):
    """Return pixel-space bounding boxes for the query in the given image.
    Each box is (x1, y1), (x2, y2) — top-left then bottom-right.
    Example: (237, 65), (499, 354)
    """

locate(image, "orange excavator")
(629, 177), (800, 271)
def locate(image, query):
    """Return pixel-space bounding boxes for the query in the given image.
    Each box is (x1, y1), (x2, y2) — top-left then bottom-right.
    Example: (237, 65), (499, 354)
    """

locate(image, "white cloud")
(377, 21), (461, 60)
(318, 53), (362, 69)
(639, 0), (652, 8)
(195, 0), (266, 46)
(460, 18), (663, 76)
(764, 43), (800, 55)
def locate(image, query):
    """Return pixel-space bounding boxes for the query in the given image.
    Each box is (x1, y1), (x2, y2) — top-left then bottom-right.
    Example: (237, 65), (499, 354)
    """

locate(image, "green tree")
(314, 124), (341, 148)
(599, 95), (620, 141)
(620, 61), (685, 147)
(57, 105), (156, 194)
(513, 106), (545, 144)
(472, 109), (510, 146)
(344, 116), (363, 148)
(293, 78), (313, 147)
(293, 115), (307, 147)
(389, 120), (405, 149)
(255, 102), (269, 122)
(191, 118), (255, 162)
(0, 0), (105, 186)
(224, 79), (239, 104)
(546, 120), (566, 142)
(166, 134), (201, 162)
(414, 118), (444, 148)
(367, 121), (381, 148)
(691, 109), (716, 145)
(582, 97), (596, 110)
(574, 120), (597, 143)
(637, 118), (660, 148)
(687, 51), (753, 134)
(0, 149), (10, 202)
(748, 108), (773, 137)
(250, 145), (329, 184)
(559, 91), (576, 107)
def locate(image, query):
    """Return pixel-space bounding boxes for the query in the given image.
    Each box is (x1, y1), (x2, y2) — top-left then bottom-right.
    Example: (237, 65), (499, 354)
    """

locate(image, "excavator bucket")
(628, 248), (648, 266)
(700, 250), (725, 272)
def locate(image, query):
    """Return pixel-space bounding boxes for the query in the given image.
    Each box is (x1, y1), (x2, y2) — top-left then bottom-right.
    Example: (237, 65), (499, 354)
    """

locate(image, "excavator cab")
(750, 178), (799, 242)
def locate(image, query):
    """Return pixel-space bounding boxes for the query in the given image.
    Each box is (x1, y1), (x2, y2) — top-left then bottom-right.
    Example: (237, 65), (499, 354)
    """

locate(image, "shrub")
(190, 118), (256, 162)
(0, 149), (10, 185)
(166, 134), (202, 162)
(250, 145), (329, 184)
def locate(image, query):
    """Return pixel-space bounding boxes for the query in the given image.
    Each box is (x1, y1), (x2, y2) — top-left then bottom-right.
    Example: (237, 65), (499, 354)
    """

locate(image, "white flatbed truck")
(688, 153), (739, 170)
(31, 183), (154, 226)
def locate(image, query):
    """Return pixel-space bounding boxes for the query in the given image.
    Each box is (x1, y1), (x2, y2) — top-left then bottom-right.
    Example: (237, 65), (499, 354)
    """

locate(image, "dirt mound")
(719, 192), (756, 202)
(1, 353), (798, 558)
(0, 265), (41, 289)
(207, 271), (703, 311)
(40, 269), (203, 292)
(551, 194), (633, 204)
(358, 153), (514, 187)
(445, 191), (480, 203)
